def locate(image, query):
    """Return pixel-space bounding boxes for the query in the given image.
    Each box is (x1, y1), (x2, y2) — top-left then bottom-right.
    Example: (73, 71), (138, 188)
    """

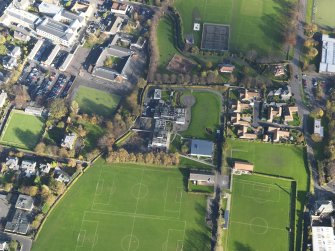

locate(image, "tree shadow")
(234, 242), (256, 251)
(14, 128), (40, 149)
(79, 97), (118, 118)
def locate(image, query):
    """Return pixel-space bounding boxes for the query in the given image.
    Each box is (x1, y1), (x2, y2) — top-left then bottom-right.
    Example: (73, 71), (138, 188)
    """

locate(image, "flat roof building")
(314, 119), (324, 137)
(5, 209), (30, 235)
(190, 139), (214, 158)
(233, 161), (254, 172)
(189, 173), (215, 185)
(320, 34), (335, 73)
(312, 226), (335, 251)
(15, 194), (34, 211)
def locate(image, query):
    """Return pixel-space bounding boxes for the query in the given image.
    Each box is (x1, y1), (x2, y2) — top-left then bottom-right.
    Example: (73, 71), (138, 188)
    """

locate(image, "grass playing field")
(181, 91), (221, 140)
(74, 86), (120, 118)
(32, 159), (211, 251)
(314, 0), (335, 28)
(226, 139), (309, 250)
(0, 110), (45, 150)
(157, 17), (180, 71)
(174, 0), (290, 56)
(228, 174), (294, 251)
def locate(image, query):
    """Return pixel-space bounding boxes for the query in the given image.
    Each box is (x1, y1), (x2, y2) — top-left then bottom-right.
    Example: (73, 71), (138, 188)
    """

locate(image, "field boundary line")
(230, 220), (287, 232)
(84, 210), (186, 222)
(234, 178), (291, 190)
(127, 169), (144, 251)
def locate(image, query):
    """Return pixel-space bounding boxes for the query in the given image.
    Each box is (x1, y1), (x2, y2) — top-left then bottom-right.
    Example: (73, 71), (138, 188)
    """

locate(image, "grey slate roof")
(190, 139), (214, 157)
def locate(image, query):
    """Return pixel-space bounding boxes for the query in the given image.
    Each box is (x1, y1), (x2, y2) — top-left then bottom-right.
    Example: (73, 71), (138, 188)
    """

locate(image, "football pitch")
(314, 0), (335, 28)
(227, 174), (294, 251)
(174, 0), (289, 56)
(32, 160), (211, 251)
(226, 139), (309, 250)
(0, 110), (45, 150)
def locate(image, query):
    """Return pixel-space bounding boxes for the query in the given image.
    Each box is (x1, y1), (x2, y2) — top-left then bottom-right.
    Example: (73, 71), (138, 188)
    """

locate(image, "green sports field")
(32, 160), (211, 251)
(0, 110), (45, 149)
(182, 91), (221, 139)
(314, 0), (335, 28)
(228, 174), (294, 251)
(174, 0), (290, 56)
(74, 86), (120, 118)
(227, 140), (309, 250)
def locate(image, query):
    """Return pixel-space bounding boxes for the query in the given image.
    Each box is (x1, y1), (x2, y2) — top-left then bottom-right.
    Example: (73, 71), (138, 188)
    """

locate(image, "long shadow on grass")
(14, 128), (39, 149)
(79, 98), (118, 118)
(233, 242), (255, 251)
(183, 202), (212, 251)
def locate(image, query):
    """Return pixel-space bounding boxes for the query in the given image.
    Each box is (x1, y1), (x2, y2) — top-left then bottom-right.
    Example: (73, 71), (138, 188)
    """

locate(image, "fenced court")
(227, 174), (294, 251)
(174, 0), (288, 57)
(0, 109), (45, 150)
(32, 160), (211, 251)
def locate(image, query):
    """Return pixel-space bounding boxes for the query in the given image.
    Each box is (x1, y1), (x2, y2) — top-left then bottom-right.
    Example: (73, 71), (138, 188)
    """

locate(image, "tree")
(70, 100), (79, 115)
(0, 45), (7, 55)
(49, 98), (68, 121)
(67, 159), (77, 168)
(35, 142), (46, 154)
(9, 240), (19, 251)
(310, 108), (324, 119)
(311, 133), (323, 143)
(307, 47), (318, 59)
(41, 185), (51, 203)
(31, 214), (44, 230)
(205, 61), (213, 69)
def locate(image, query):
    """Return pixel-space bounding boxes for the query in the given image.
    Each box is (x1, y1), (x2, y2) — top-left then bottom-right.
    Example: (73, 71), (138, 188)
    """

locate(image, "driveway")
(0, 232), (32, 251)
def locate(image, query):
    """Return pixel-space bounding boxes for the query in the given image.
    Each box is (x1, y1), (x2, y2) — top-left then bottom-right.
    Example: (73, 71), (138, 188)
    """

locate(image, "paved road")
(0, 232), (32, 251)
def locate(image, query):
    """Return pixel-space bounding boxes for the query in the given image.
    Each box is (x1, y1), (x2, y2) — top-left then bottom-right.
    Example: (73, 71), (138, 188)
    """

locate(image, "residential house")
(153, 89), (162, 100)
(314, 119), (324, 137)
(130, 36), (146, 50)
(39, 163), (52, 174)
(240, 89), (259, 102)
(190, 139), (214, 158)
(268, 127), (290, 142)
(21, 160), (37, 177)
(5, 157), (19, 171)
(61, 133), (77, 150)
(111, 2), (130, 15)
(54, 168), (71, 183)
(267, 106), (282, 122)
(283, 106), (298, 122)
(0, 91), (7, 108)
(219, 64), (235, 73)
(237, 125), (258, 140)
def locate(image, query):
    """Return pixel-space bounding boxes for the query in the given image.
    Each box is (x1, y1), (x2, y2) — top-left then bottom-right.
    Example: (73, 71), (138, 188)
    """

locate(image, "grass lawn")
(227, 174), (294, 251)
(314, 0), (335, 28)
(182, 91), (221, 139)
(157, 16), (180, 71)
(174, 0), (290, 57)
(227, 139), (309, 250)
(0, 110), (45, 150)
(32, 159), (211, 251)
(179, 156), (213, 170)
(78, 121), (105, 155)
(74, 86), (120, 118)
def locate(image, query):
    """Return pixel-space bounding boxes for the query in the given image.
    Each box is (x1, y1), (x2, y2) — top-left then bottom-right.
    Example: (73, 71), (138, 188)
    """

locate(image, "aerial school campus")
(0, 0), (334, 250)
(30, 0), (310, 251)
